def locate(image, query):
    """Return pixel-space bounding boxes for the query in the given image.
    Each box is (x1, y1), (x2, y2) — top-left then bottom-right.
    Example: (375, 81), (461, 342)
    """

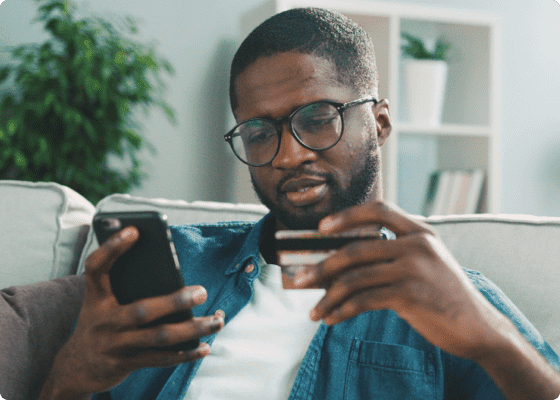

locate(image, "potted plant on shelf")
(0, 0), (175, 204)
(401, 32), (451, 127)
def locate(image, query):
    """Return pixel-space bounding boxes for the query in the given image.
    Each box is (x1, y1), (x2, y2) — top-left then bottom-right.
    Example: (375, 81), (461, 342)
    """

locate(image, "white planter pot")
(404, 60), (448, 126)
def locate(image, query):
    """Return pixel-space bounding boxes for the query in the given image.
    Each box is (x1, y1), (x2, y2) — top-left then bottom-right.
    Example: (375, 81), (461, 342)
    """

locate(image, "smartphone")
(275, 228), (387, 289)
(92, 211), (199, 351)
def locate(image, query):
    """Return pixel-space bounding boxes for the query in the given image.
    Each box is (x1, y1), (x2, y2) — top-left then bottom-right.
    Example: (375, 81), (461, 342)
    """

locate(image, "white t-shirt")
(184, 256), (325, 399)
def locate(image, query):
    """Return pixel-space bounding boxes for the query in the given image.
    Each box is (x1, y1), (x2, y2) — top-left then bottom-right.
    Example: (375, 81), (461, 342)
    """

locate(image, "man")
(39, 8), (560, 399)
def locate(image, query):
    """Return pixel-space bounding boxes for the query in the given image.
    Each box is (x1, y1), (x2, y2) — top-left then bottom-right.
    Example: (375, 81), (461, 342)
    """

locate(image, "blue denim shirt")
(95, 214), (560, 400)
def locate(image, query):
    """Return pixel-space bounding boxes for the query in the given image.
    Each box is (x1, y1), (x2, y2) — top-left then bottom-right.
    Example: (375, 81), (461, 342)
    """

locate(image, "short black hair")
(229, 7), (378, 114)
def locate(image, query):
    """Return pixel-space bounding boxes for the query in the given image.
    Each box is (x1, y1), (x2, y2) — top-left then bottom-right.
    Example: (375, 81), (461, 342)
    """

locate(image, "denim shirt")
(96, 214), (560, 400)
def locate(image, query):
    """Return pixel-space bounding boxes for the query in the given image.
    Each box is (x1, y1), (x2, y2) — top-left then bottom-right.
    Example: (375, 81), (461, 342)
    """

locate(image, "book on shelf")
(422, 169), (486, 216)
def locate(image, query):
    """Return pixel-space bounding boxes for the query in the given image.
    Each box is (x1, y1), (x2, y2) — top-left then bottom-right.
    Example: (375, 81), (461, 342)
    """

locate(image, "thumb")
(84, 226), (139, 300)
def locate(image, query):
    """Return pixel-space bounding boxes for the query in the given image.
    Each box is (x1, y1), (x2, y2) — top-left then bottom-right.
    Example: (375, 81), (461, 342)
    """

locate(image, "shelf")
(395, 123), (492, 137)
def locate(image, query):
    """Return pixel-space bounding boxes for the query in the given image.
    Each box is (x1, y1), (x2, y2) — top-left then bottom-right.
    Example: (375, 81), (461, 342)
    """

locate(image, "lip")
(281, 177), (327, 193)
(281, 177), (328, 207)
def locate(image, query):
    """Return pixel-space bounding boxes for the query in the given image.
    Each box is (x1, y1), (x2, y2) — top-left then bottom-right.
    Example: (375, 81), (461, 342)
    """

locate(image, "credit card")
(275, 229), (387, 289)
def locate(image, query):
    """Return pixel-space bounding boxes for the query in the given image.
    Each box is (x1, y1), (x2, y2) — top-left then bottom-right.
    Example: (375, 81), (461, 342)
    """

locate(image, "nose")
(271, 124), (317, 169)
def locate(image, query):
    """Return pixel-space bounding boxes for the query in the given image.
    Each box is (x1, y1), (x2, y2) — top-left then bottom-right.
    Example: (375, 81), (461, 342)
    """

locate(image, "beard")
(251, 139), (380, 230)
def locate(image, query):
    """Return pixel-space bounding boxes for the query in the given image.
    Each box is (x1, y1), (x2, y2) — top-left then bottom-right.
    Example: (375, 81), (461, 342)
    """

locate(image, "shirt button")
(245, 263), (255, 273)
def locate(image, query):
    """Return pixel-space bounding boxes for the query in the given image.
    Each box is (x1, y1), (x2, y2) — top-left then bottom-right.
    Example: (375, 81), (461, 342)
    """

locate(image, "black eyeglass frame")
(224, 95), (378, 167)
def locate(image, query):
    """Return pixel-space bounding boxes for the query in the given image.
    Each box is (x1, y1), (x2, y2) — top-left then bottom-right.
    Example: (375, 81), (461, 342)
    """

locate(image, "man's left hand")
(294, 201), (513, 362)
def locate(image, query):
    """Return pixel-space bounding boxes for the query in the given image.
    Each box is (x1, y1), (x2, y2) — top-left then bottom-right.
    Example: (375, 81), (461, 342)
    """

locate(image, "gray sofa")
(1, 180), (559, 400)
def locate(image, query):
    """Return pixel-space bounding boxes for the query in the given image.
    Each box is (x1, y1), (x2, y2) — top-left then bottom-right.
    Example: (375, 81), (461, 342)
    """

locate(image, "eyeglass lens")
(231, 102), (342, 166)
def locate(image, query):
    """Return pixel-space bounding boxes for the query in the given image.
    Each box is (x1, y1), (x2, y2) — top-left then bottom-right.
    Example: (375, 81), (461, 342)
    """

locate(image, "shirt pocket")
(344, 338), (436, 400)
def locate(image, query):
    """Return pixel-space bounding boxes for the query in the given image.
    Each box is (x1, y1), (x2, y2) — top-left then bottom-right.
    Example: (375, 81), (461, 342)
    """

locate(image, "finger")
(120, 315), (224, 350)
(310, 261), (405, 320)
(132, 342), (211, 368)
(84, 226), (139, 299)
(318, 201), (434, 237)
(318, 285), (398, 325)
(119, 286), (208, 329)
(294, 238), (405, 288)
(107, 342), (212, 373)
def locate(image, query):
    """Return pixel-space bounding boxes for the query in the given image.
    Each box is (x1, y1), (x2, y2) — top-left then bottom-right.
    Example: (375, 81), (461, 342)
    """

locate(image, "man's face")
(233, 51), (389, 230)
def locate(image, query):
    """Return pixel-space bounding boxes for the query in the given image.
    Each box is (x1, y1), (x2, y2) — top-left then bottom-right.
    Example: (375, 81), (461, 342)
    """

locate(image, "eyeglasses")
(224, 96), (377, 167)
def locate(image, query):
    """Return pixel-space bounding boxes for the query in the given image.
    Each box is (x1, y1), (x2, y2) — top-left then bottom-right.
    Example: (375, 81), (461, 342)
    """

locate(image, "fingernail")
(294, 270), (315, 287)
(293, 273), (309, 287)
(209, 316), (224, 330)
(199, 342), (211, 355)
(319, 216), (336, 232)
(309, 308), (320, 321)
(120, 226), (137, 240)
(191, 287), (207, 304)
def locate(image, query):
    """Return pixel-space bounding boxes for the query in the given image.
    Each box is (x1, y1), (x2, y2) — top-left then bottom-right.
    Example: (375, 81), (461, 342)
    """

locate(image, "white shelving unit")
(232, 0), (501, 215)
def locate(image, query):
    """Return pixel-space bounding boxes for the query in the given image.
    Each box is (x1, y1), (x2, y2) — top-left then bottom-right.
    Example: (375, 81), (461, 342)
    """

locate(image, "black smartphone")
(275, 228), (387, 289)
(92, 211), (199, 351)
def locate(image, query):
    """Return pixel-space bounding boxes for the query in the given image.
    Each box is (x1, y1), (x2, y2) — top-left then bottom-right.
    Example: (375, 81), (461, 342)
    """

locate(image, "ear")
(373, 99), (392, 146)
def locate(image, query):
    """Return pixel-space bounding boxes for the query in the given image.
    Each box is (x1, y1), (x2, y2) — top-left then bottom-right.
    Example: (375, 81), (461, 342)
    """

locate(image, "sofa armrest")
(0, 180), (95, 288)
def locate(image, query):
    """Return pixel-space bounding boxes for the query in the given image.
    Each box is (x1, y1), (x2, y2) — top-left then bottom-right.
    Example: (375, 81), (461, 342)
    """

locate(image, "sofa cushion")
(76, 193), (269, 274)
(0, 180), (95, 288)
(422, 214), (560, 356)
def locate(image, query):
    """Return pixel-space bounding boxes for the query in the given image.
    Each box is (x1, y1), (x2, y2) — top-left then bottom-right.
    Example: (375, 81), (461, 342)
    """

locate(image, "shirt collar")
(224, 212), (274, 276)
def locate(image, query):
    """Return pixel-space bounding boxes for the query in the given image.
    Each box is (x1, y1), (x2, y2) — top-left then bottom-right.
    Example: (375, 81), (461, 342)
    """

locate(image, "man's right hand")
(38, 226), (224, 400)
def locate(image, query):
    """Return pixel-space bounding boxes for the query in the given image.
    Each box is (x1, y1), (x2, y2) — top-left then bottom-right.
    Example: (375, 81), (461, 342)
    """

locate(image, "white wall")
(1, 0), (559, 216)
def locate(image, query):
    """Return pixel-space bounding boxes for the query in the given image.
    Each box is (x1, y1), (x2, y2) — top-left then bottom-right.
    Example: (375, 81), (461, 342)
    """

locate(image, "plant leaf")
(0, 67), (11, 84)
(401, 31), (449, 61)
(13, 150), (28, 169)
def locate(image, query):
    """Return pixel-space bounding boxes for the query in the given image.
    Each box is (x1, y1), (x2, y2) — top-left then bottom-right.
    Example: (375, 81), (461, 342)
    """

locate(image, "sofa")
(1, 179), (559, 400)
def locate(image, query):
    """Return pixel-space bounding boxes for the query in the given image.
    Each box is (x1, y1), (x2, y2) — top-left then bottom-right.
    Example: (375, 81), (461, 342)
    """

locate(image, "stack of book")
(422, 169), (486, 216)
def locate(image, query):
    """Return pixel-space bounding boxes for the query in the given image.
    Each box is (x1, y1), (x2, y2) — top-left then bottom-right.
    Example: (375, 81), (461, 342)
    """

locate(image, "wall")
(1, 0), (559, 216)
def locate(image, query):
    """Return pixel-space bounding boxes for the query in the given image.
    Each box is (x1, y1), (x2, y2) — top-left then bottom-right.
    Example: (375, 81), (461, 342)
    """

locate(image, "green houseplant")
(401, 32), (451, 61)
(0, 0), (175, 204)
(401, 32), (451, 126)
